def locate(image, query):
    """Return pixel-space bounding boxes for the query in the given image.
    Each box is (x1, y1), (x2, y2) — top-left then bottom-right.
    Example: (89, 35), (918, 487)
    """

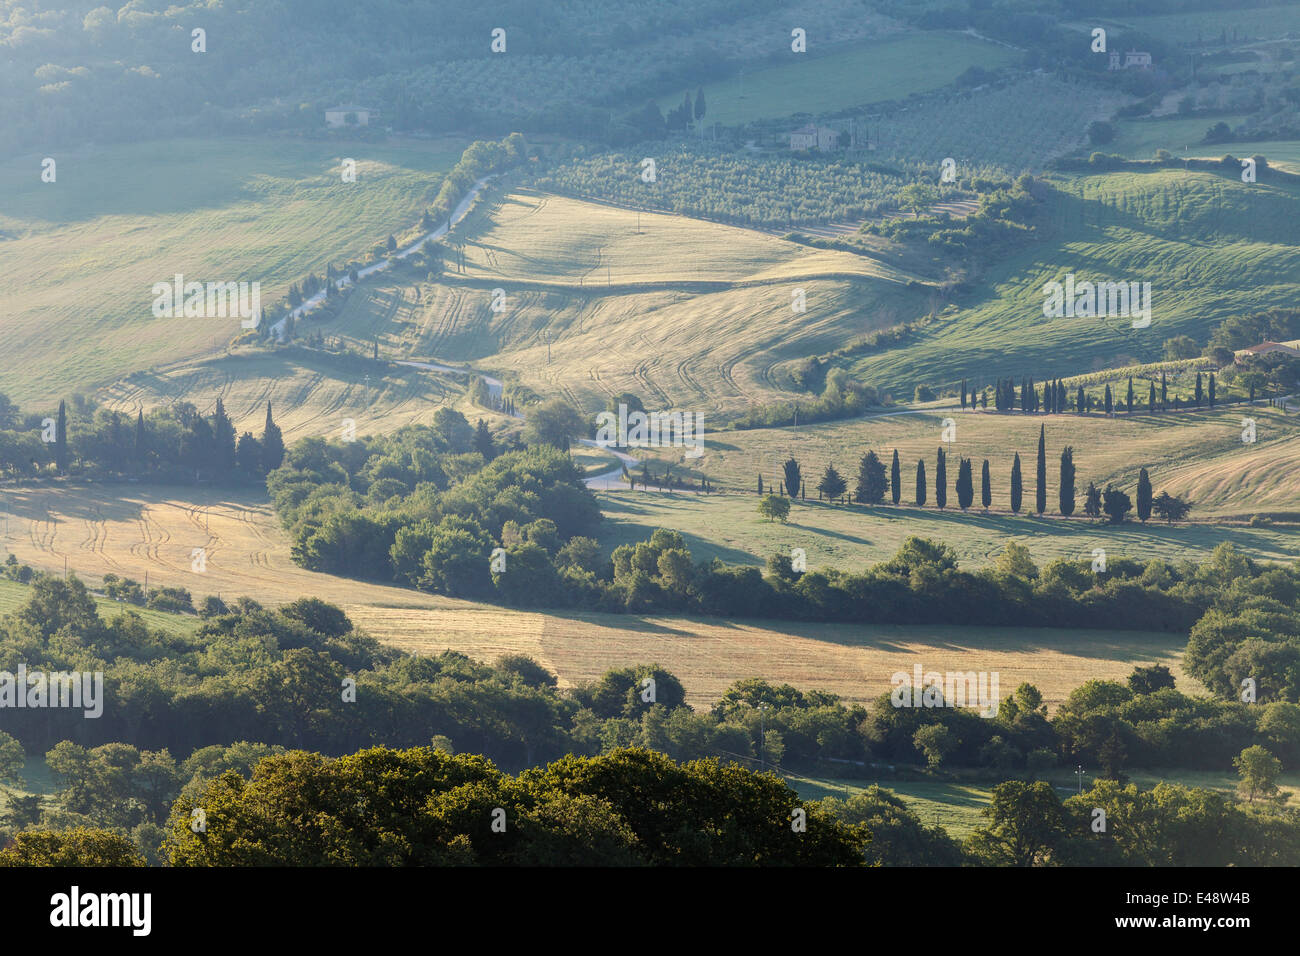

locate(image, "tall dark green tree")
(1160, 370), (1168, 410)
(134, 409), (146, 467)
(1059, 446), (1076, 516)
(1148, 380), (1156, 411)
(1084, 481), (1102, 518)
(1136, 467), (1153, 523)
(261, 401), (285, 473)
(1076, 384), (1085, 413)
(1104, 384), (1114, 416)
(1035, 424), (1047, 515)
(854, 451), (888, 504)
(1195, 371), (1204, 405)
(1010, 453), (1023, 514)
(934, 448), (947, 509)
(474, 419), (495, 460)
(955, 458), (973, 510)
(1208, 372), (1216, 407)
(782, 457), (802, 499)
(212, 398), (237, 473)
(915, 460), (927, 507)
(980, 459), (991, 511)
(817, 464), (846, 501)
(54, 400), (68, 474)
(1126, 377), (1134, 415)
(890, 449), (901, 505)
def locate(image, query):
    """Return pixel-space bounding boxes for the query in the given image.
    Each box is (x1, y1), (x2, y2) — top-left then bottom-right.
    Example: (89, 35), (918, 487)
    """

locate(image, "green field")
(1088, 4), (1300, 44)
(849, 166), (1300, 393)
(657, 32), (1018, 126)
(0, 576), (202, 635)
(1107, 114), (1256, 159)
(790, 768), (1300, 839)
(0, 135), (463, 407)
(616, 403), (1300, 521)
(595, 489), (1300, 572)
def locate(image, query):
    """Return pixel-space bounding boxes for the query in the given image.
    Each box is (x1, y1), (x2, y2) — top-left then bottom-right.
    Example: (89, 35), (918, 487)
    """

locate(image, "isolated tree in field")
(817, 464), (847, 501)
(1151, 491), (1192, 523)
(1209, 372), (1216, 407)
(1076, 384), (1085, 413)
(1103, 384), (1113, 416)
(915, 460), (927, 507)
(956, 457), (973, 510)
(890, 450), (901, 505)
(1084, 481), (1102, 518)
(980, 459), (991, 511)
(961, 379), (968, 409)
(1136, 468), (1153, 523)
(1148, 381), (1156, 411)
(261, 402), (285, 473)
(1102, 484), (1132, 524)
(1058, 446), (1075, 516)
(1160, 370), (1168, 410)
(782, 457), (802, 499)
(855, 451), (888, 504)
(386, 234), (397, 253)
(1010, 453), (1023, 514)
(934, 448), (947, 509)
(758, 494), (791, 524)
(1035, 425), (1046, 515)
(1234, 745), (1283, 804)
(54, 400), (68, 474)
(758, 475), (763, 495)
(1126, 377), (1134, 415)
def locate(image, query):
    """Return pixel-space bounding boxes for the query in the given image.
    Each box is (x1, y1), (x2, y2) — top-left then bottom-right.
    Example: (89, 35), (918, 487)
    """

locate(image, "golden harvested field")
(0, 483), (1187, 709)
(98, 349), (462, 442)
(350, 605), (1188, 709)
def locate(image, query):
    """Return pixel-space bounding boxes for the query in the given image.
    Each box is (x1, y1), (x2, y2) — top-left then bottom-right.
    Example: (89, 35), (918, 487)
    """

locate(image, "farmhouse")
(789, 124), (839, 151)
(324, 105), (374, 127)
(1233, 339), (1300, 361)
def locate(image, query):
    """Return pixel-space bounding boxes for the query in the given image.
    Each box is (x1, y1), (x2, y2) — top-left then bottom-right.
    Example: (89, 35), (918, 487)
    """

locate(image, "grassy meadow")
(0, 135), (463, 407)
(655, 32), (1017, 127)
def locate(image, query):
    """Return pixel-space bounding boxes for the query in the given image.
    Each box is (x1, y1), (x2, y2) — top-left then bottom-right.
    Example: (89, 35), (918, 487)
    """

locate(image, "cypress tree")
(980, 459), (991, 511)
(915, 460), (927, 507)
(1148, 381), (1156, 412)
(135, 409), (146, 466)
(1104, 384), (1114, 416)
(956, 457), (973, 510)
(1161, 370), (1168, 410)
(935, 448), (947, 510)
(758, 475), (764, 495)
(1195, 372), (1203, 405)
(1209, 372), (1216, 407)
(1010, 453), (1023, 514)
(55, 400), (68, 475)
(1137, 467), (1153, 523)
(261, 401), (285, 473)
(1076, 384), (1085, 413)
(890, 449), (901, 505)
(961, 379), (967, 410)
(1059, 446), (1076, 516)
(1126, 377), (1134, 415)
(1035, 424), (1047, 515)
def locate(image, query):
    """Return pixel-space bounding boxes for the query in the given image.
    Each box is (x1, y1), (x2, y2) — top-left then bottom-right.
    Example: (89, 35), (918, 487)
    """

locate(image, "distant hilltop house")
(325, 105), (375, 127)
(1234, 339), (1300, 360)
(789, 124), (839, 151)
(1108, 50), (1153, 70)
